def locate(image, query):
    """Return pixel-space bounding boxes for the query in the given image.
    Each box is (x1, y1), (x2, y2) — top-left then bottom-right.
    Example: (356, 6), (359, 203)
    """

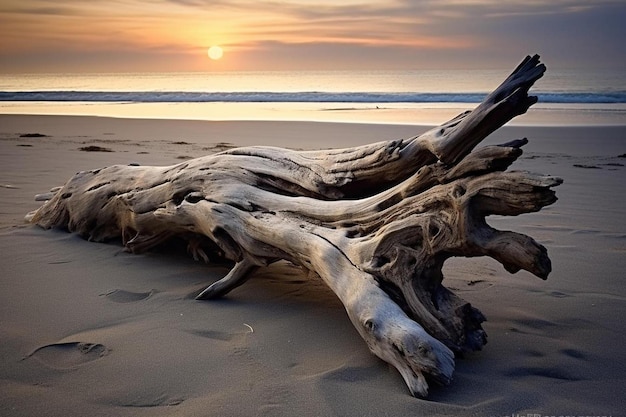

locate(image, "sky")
(1, 0), (625, 73)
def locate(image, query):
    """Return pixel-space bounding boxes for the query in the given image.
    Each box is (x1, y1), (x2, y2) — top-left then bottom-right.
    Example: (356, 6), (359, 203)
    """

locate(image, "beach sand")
(1, 114), (625, 416)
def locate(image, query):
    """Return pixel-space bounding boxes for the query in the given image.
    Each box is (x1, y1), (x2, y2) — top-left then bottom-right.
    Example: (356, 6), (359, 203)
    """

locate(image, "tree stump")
(28, 55), (561, 397)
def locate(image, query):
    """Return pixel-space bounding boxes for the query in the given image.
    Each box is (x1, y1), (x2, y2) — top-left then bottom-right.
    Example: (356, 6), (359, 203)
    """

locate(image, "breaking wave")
(1, 91), (625, 104)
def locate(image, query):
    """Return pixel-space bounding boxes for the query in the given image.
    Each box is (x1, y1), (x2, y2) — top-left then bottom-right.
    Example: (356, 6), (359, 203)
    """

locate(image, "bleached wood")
(28, 55), (560, 397)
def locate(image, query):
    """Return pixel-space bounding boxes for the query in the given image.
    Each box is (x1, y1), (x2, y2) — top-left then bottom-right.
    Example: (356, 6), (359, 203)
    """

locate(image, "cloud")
(1, 0), (624, 72)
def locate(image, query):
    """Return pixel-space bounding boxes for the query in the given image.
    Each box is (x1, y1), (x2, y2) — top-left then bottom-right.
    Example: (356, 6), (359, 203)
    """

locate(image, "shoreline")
(2, 112), (626, 139)
(1, 114), (625, 416)
(2, 101), (625, 126)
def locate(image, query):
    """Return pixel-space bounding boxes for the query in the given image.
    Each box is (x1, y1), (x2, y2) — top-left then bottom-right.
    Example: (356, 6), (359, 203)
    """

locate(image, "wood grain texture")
(28, 55), (561, 397)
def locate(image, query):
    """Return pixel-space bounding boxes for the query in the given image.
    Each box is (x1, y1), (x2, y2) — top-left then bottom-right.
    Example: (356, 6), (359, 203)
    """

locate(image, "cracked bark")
(27, 55), (560, 397)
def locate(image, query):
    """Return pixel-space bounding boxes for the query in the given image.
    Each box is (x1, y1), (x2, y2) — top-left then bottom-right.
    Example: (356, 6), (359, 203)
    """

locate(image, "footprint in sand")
(187, 323), (254, 342)
(188, 329), (237, 342)
(102, 289), (154, 303)
(318, 364), (381, 383)
(186, 325), (255, 358)
(505, 365), (579, 381)
(25, 342), (108, 370)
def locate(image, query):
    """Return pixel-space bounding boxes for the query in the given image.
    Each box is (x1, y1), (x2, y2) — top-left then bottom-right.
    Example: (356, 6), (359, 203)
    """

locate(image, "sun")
(207, 45), (223, 60)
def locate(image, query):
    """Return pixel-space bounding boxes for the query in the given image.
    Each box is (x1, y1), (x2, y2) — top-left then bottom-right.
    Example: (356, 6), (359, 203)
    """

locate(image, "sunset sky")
(1, 0), (625, 73)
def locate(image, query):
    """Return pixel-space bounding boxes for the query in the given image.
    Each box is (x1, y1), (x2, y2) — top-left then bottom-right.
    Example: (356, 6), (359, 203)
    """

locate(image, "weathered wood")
(27, 54), (560, 398)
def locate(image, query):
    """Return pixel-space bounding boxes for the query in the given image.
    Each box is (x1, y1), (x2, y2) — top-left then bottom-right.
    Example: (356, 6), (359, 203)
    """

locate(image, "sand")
(1, 114), (625, 416)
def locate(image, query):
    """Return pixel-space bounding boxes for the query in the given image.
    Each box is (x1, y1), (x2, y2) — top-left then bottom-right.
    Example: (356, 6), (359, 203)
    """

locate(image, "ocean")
(1, 69), (625, 125)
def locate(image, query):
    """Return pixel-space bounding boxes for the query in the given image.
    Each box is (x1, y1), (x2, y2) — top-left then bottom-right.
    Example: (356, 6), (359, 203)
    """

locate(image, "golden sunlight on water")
(1, 101), (624, 126)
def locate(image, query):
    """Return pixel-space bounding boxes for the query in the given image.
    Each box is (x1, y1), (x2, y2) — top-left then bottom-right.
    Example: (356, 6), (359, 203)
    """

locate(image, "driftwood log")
(28, 55), (560, 397)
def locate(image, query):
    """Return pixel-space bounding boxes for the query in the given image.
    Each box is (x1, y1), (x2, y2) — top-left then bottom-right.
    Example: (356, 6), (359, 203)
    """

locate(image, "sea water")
(1, 69), (625, 125)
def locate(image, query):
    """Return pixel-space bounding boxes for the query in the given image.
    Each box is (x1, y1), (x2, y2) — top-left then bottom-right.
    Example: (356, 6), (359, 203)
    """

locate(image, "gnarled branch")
(28, 55), (560, 398)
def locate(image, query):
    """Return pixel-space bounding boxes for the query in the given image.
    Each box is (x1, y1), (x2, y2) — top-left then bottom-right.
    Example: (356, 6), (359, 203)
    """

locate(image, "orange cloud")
(1, 0), (624, 72)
